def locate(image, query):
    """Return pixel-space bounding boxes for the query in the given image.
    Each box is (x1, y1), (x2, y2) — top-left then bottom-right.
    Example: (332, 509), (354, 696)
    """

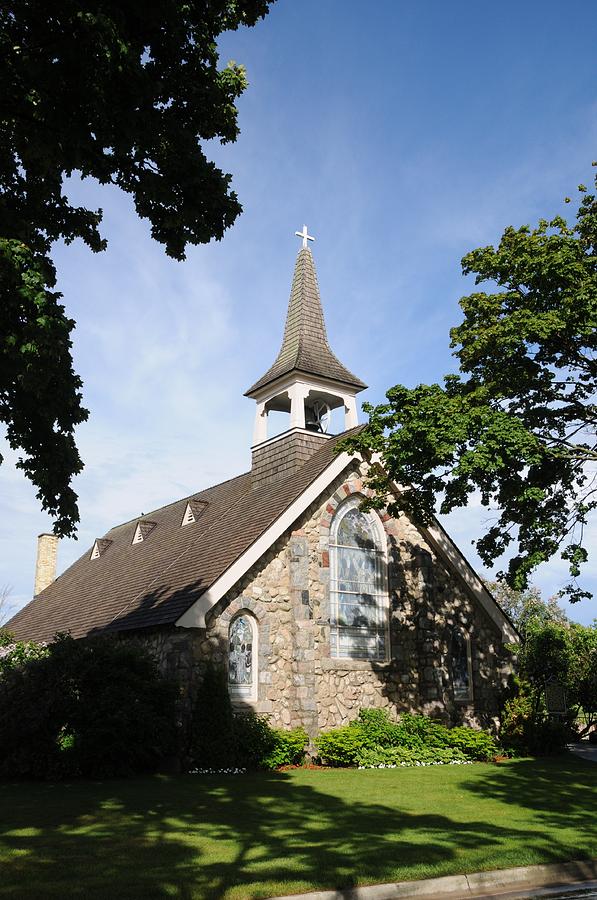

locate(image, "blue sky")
(1, 0), (596, 624)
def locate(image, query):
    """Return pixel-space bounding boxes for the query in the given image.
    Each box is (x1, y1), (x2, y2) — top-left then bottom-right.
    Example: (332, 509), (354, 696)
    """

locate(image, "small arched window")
(329, 496), (388, 660)
(228, 614), (257, 701)
(451, 630), (473, 701)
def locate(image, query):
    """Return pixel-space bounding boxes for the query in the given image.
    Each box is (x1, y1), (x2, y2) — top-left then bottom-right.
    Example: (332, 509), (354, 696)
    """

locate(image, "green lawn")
(0, 757), (595, 899)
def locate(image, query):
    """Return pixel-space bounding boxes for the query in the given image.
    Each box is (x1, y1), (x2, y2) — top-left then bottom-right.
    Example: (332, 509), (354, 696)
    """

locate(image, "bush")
(356, 745), (469, 768)
(0, 634), (179, 779)
(233, 714), (308, 770)
(500, 682), (573, 756)
(189, 662), (236, 768)
(316, 708), (499, 767)
(261, 727), (308, 769)
(189, 669), (308, 770)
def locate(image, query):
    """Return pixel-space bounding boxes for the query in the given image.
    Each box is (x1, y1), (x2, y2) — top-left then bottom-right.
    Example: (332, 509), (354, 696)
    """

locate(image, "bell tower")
(246, 227), (367, 486)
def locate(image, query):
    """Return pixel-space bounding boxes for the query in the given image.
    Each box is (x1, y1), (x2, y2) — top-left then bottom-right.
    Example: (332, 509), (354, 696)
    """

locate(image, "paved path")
(568, 742), (597, 763)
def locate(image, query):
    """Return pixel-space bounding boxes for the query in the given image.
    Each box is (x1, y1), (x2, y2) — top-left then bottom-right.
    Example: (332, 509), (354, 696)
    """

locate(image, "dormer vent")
(90, 538), (112, 560)
(132, 520), (157, 545)
(181, 499), (208, 527)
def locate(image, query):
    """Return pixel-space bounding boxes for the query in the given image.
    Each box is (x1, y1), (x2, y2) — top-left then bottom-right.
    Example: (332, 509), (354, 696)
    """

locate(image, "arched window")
(451, 630), (472, 701)
(329, 496), (388, 660)
(228, 614), (257, 701)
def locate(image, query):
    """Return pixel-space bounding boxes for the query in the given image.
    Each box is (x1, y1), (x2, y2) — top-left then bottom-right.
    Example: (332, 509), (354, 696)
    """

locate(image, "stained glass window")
(451, 630), (472, 701)
(330, 497), (387, 660)
(229, 615), (254, 699)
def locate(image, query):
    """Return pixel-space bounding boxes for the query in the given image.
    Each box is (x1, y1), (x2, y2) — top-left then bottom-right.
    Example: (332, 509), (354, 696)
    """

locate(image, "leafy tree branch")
(344, 168), (597, 602)
(1, 0), (274, 534)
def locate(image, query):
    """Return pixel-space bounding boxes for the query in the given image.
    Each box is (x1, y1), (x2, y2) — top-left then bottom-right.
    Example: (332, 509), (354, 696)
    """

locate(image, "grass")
(0, 756), (595, 899)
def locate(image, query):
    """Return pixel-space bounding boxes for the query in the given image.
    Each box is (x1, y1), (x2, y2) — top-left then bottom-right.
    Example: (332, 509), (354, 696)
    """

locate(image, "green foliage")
(0, 0), (274, 534)
(356, 745), (468, 768)
(500, 680), (573, 756)
(262, 727), (309, 769)
(190, 661), (236, 769)
(316, 708), (498, 767)
(515, 618), (597, 736)
(0, 634), (49, 678)
(189, 667), (307, 770)
(343, 169), (597, 602)
(234, 712), (308, 769)
(0, 634), (178, 778)
(484, 581), (569, 638)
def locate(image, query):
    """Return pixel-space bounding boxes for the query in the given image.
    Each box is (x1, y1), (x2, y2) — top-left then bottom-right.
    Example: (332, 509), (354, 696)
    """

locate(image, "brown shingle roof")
(245, 248), (367, 396)
(7, 431), (359, 643)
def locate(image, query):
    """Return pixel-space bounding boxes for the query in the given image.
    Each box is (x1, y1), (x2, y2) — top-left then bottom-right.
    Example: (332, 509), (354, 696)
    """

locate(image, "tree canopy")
(483, 580), (568, 638)
(346, 169), (597, 603)
(0, 0), (273, 534)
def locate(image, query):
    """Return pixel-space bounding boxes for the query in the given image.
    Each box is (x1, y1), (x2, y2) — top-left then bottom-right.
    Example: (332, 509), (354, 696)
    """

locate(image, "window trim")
(451, 629), (474, 703)
(329, 495), (390, 661)
(228, 611), (258, 703)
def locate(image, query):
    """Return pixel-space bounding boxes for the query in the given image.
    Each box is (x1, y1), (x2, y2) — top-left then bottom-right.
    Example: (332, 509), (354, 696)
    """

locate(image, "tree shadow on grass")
(0, 762), (595, 900)
(460, 755), (597, 833)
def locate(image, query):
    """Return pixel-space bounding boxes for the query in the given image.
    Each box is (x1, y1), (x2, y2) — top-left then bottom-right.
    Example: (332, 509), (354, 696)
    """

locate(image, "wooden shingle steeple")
(246, 246), (366, 397)
(246, 230), (367, 453)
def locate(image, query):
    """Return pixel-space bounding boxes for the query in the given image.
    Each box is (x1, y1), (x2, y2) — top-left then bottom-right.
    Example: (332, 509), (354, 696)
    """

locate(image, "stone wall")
(123, 462), (512, 740)
(200, 462), (512, 736)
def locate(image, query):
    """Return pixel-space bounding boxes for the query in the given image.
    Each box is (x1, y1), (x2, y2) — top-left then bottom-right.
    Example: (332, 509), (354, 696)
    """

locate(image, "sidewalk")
(272, 859), (597, 900)
(568, 741), (597, 763)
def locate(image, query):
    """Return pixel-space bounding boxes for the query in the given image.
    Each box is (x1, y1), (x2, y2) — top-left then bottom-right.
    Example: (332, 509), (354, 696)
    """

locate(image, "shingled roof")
(245, 247), (367, 396)
(7, 431), (359, 643)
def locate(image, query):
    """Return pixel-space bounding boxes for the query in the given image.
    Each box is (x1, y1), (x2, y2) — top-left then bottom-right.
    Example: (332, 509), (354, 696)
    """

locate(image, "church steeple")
(246, 228), (367, 449)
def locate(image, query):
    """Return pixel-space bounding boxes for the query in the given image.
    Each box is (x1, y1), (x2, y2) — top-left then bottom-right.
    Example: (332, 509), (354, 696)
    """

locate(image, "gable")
(177, 461), (518, 643)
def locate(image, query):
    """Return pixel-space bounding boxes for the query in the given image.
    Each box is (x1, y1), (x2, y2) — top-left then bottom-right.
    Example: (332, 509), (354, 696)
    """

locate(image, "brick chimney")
(34, 533), (59, 597)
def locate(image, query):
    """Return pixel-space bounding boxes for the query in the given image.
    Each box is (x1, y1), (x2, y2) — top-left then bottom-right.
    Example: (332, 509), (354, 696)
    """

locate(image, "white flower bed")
(188, 767), (247, 775)
(358, 759), (474, 769)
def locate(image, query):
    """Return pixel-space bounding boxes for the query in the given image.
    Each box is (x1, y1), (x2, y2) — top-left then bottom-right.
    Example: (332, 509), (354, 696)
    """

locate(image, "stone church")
(8, 230), (516, 735)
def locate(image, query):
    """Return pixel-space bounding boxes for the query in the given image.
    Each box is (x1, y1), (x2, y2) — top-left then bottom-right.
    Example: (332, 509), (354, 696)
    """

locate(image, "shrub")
(261, 726), (309, 770)
(233, 711), (277, 766)
(189, 669), (308, 770)
(0, 634), (179, 779)
(189, 661), (236, 768)
(232, 714), (308, 770)
(316, 708), (499, 766)
(500, 681), (573, 756)
(316, 725), (366, 767)
(356, 745), (469, 768)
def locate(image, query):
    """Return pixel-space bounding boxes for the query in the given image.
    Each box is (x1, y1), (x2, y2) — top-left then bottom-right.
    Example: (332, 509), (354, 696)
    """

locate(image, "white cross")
(295, 224), (315, 249)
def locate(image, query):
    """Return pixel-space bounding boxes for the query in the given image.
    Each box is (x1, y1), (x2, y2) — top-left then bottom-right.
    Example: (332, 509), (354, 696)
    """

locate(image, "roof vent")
(181, 499), (208, 527)
(90, 538), (112, 560)
(132, 520), (157, 545)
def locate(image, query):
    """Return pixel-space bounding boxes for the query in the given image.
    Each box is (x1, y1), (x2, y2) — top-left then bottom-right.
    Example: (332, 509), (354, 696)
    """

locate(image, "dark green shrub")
(233, 710), (277, 767)
(234, 714), (308, 769)
(189, 670), (308, 770)
(500, 683), (573, 756)
(190, 661), (236, 768)
(0, 634), (178, 779)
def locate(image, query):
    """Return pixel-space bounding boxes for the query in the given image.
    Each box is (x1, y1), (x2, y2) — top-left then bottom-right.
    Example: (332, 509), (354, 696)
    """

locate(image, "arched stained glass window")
(330, 496), (388, 660)
(228, 614), (256, 700)
(451, 630), (472, 701)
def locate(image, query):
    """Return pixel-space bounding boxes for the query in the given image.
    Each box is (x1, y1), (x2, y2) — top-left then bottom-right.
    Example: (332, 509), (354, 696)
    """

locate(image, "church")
(8, 229), (516, 735)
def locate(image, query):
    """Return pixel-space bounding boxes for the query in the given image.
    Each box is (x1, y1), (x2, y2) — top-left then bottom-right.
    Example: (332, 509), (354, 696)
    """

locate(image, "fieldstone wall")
(201, 462), (512, 736)
(123, 462), (512, 740)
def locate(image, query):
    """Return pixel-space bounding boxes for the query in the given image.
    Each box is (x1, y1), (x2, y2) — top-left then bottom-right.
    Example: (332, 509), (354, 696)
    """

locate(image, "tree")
(345, 169), (597, 602)
(1, 0), (274, 535)
(484, 580), (568, 637)
(0, 585), (12, 626)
